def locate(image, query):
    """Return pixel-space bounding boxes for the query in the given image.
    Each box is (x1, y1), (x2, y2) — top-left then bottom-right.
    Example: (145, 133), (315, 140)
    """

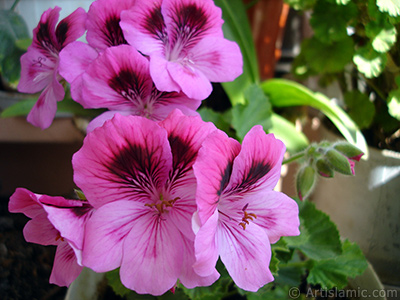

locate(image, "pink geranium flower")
(72, 110), (218, 295)
(86, 0), (136, 51)
(192, 126), (300, 292)
(120, 0), (243, 100)
(79, 45), (201, 132)
(8, 188), (94, 286)
(18, 6), (86, 129)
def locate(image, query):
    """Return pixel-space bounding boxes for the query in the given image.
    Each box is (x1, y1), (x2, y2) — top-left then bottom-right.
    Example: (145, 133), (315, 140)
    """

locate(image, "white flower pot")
(312, 127), (400, 287)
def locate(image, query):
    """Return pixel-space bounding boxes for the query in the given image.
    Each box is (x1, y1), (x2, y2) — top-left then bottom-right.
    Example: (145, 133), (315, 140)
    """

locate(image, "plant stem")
(10, 0), (21, 11)
(282, 152), (305, 165)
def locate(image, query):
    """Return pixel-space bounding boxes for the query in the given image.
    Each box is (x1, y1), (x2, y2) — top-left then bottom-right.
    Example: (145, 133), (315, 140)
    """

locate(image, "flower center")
(145, 194), (179, 214)
(238, 204), (257, 230)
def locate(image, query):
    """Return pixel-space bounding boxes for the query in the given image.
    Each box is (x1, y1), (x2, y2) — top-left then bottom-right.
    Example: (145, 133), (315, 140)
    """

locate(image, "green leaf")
(372, 26), (397, 53)
(1, 97), (36, 117)
(377, 0), (400, 16)
(231, 84), (272, 141)
(269, 113), (310, 154)
(284, 0), (316, 11)
(243, 284), (295, 300)
(1, 96), (102, 118)
(0, 46), (24, 84)
(344, 90), (375, 129)
(388, 91), (400, 121)
(310, 1), (357, 43)
(0, 9), (29, 58)
(284, 201), (342, 260)
(179, 276), (231, 300)
(198, 107), (235, 137)
(353, 45), (387, 78)
(106, 269), (138, 298)
(15, 37), (32, 51)
(301, 37), (354, 74)
(307, 240), (368, 289)
(366, 16), (397, 53)
(214, 0), (259, 105)
(260, 78), (368, 158)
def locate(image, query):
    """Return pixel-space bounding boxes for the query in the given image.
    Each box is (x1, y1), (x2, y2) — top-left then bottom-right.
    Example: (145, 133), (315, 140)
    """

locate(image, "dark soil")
(0, 197), (67, 300)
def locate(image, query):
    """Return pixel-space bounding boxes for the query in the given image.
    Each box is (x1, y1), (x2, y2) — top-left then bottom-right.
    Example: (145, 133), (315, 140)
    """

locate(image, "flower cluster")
(10, 0), (300, 296)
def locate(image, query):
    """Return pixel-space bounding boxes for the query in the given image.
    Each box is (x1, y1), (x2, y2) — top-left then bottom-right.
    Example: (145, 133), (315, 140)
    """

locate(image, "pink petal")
(31, 7), (60, 53)
(86, 110), (131, 133)
(193, 130), (241, 224)
(120, 0), (165, 55)
(193, 210), (220, 277)
(120, 212), (184, 295)
(27, 73), (65, 129)
(56, 7), (87, 48)
(166, 60), (213, 100)
(218, 221), (274, 291)
(190, 36), (243, 82)
(42, 198), (94, 251)
(9, 188), (42, 218)
(18, 47), (56, 94)
(179, 236), (219, 288)
(23, 212), (59, 246)
(162, 0), (224, 47)
(73, 114), (172, 208)
(50, 242), (83, 287)
(237, 191), (300, 243)
(81, 45), (152, 110)
(86, 0), (135, 50)
(149, 54), (181, 93)
(82, 200), (142, 272)
(226, 126), (286, 194)
(59, 41), (98, 84)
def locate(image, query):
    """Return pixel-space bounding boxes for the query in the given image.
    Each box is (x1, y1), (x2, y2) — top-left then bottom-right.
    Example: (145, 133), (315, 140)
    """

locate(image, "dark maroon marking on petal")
(56, 20), (69, 49)
(143, 5), (167, 43)
(169, 3), (210, 48)
(35, 22), (59, 56)
(102, 15), (128, 47)
(217, 162), (233, 196)
(168, 134), (197, 175)
(108, 68), (147, 106)
(71, 204), (94, 218)
(241, 161), (272, 188)
(226, 161), (272, 195)
(104, 142), (166, 197)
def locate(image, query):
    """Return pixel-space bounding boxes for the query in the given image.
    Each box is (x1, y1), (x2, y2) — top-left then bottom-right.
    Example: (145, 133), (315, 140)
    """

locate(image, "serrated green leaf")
(231, 84), (272, 141)
(260, 79), (368, 158)
(353, 46), (387, 78)
(344, 90), (375, 129)
(307, 240), (368, 289)
(215, 0), (259, 105)
(377, 0), (400, 16)
(388, 91), (400, 120)
(284, 201), (342, 260)
(302, 37), (354, 74)
(366, 20), (397, 53)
